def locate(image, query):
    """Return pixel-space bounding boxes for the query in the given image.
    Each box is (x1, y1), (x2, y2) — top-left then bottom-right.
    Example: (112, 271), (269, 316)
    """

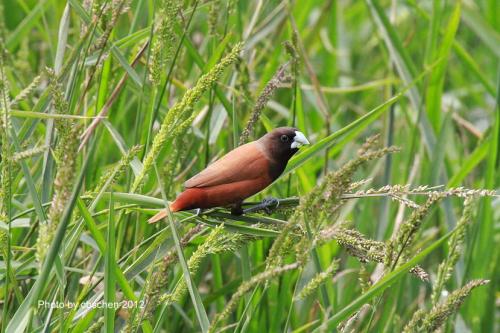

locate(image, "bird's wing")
(184, 142), (269, 188)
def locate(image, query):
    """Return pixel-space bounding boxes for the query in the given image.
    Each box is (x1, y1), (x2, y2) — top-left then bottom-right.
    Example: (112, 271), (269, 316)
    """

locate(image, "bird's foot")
(261, 197), (280, 214)
(231, 205), (244, 216)
(243, 197), (280, 215)
(194, 208), (204, 216)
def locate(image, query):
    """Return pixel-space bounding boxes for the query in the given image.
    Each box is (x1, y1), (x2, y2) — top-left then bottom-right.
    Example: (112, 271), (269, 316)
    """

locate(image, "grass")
(0, 0), (498, 332)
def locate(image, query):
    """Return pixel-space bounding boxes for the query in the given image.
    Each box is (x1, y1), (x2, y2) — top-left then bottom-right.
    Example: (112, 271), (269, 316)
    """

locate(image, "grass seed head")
(239, 62), (289, 145)
(431, 197), (475, 303)
(209, 262), (300, 333)
(149, 0), (180, 86)
(208, 0), (220, 37)
(36, 68), (81, 267)
(0, 37), (12, 226)
(12, 145), (49, 162)
(266, 137), (399, 270)
(91, 145), (142, 195)
(386, 194), (444, 269)
(133, 42), (242, 191)
(123, 224), (204, 333)
(297, 259), (339, 300)
(0, 229), (8, 256)
(162, 224), (252, 305)
(422, 279), (489, 331)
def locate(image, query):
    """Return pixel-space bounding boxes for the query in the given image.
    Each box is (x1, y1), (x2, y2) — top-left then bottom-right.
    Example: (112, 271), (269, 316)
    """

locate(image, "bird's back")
(184, 142), (270, 188)
(171, 142), (273, 211)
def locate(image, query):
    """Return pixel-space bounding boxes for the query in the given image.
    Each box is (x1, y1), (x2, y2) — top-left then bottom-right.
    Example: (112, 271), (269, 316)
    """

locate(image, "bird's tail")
(148, 209), (168, 224)
(147, 201), (182, 224)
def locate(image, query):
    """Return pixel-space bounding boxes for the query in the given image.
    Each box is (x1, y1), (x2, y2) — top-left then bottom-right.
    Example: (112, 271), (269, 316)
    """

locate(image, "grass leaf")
(154, 164), (210, 333)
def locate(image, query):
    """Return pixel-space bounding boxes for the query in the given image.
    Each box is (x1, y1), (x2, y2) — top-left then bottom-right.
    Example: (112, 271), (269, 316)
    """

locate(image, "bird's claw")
(243, 197), (280, 215)
(262, 197), (279, 214)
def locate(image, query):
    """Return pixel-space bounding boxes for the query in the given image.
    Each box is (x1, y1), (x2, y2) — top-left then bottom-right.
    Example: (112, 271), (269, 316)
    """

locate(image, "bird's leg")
(194, 208), (204, 216)
(243, 197), (280, 214)
(261, 197), (280, 214)
(230, 202), (244, 215)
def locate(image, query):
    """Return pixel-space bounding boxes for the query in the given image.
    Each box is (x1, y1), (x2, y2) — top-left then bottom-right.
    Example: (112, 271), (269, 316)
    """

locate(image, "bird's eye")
(280, 135), (289, 142)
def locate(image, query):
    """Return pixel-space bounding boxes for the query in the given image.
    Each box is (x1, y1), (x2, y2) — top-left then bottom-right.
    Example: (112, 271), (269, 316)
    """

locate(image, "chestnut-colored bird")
(148, 127), (310, 223)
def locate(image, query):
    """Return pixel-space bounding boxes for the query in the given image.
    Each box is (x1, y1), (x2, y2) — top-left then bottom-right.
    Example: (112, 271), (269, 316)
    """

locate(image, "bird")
(148, 127), (310, 223)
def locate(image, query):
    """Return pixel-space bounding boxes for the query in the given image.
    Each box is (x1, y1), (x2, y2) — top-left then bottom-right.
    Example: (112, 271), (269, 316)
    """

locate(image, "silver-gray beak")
(291, 131), (310, 149)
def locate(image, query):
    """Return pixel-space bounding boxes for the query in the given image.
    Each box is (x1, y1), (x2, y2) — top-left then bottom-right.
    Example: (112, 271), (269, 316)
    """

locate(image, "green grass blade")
(464, 66), (499, 331)
(284, 92), (401, 175)
(154, 164), (210, 333)
(3, 1), (495, 331)
(104, 191), (116, 332)
(462, 6), (500, 57)
(6, 139), (95, 333)
(76, 198), (142, 301)
(197, 217), (279, 237)
(314, 228), (458, 331)
(67, 0), (143, 87)
(423, 0), (442, 66)
(5, 0), (51, 50)
(409, 1), (496, 96)
(447, 139), (489, 187)
(425, 3), (461, 130)
(366, 0), (437, 152)
(54, 4), (71, 73)
(10, 127), (47, 223)
(10, 110), (101, 119)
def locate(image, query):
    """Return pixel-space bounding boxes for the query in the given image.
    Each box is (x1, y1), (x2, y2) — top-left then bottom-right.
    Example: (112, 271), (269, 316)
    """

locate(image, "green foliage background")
(0, 0), (498, 332)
